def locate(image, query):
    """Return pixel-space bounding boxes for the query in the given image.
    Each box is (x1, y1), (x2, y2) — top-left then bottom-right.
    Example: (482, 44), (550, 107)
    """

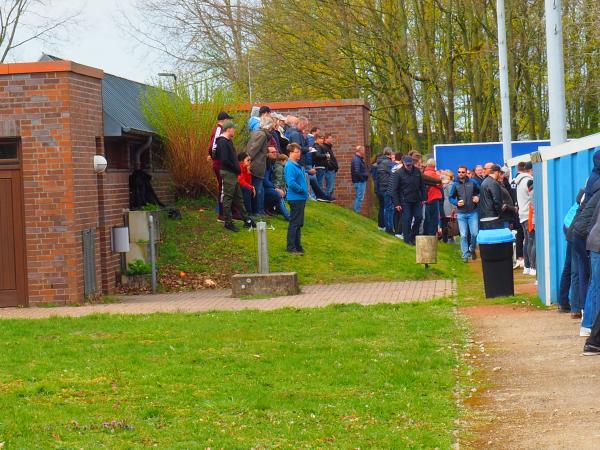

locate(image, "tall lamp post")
(496, 0), (512, 163)
(544, 0), (567, 146)
(157, 72), (177, 87)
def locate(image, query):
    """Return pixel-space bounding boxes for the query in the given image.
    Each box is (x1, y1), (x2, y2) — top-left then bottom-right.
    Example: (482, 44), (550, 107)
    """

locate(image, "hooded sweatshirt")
(585, 151), (600, 200)
(514, 171), (533, 223)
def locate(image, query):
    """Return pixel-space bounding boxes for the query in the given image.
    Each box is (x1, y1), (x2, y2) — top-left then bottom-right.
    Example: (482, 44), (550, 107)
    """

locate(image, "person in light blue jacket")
(284, 143), (309, 255)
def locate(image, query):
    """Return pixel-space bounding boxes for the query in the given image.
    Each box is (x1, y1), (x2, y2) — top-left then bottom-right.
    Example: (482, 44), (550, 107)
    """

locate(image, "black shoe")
(471, 250), (477, 260)
(286, 249), (304, 256)
(244, 218), (256, 228)
(297, 247), (305, 254)
(557, 306), (571, 313)
(583, 343), (600, 356)
(224, 222), (240, 232)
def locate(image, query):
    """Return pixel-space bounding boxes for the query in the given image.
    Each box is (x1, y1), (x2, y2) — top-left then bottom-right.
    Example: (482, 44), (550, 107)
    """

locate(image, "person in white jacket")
(513, 161), (535, 276)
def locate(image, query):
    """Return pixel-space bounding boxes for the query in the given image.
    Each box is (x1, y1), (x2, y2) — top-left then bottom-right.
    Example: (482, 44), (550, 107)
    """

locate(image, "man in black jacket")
(479, 164), (504, 230)
(351, 146), (369, 213)
(322, 133), (338, 197)
(377, 148), (395, 233)
(390, 156), (426, 245)
(216, 121), (255, 232)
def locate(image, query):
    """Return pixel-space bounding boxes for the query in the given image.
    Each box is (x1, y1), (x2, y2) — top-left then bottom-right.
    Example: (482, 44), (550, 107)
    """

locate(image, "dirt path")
(462, 304), (600, 449)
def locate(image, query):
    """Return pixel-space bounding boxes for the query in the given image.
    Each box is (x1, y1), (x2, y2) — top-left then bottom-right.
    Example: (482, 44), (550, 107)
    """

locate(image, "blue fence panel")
(434, 141), (551, 171)
(536, 148), (597, 304)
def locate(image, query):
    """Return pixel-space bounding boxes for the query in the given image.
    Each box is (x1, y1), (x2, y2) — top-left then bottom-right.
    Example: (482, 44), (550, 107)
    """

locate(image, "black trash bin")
(477, 228), (515, 298)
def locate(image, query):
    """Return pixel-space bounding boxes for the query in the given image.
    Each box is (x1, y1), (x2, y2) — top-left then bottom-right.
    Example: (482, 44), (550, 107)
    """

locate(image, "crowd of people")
(209, 109), (600, 355)
(207, 107), (340, 255)
(366, 151), (537, 276)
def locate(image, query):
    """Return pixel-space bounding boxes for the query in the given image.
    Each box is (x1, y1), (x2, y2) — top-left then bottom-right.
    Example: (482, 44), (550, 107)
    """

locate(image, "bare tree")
(124, 0), (258, 91)
(0, 0), (78, 62)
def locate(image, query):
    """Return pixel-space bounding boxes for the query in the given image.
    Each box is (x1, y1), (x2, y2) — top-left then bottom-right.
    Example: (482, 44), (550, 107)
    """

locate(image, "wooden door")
(0, 167), (27, 307)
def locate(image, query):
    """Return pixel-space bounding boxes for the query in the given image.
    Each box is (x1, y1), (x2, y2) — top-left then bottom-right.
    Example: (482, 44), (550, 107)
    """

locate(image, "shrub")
(142, 80), (248, 199)
(127, 259), (152, 276)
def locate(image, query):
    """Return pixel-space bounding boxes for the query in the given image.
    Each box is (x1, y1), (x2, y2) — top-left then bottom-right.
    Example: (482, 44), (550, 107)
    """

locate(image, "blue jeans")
(324, 171), (336, 196)
(583, 251), (600, 328)
(377, 193), (385, 227)
(558, 240), (573, 310)
(570, 245), (582, 312)
(573, 235), (591, 311)
(423, 201), (440, 236)
(457, 212), (479, 258)
(353, 181), (366, 213)
(383, 194), (395, 232)
(401, 201), (423, 243)
(316, 168), (325, 189)
(251, 176), (265, 214)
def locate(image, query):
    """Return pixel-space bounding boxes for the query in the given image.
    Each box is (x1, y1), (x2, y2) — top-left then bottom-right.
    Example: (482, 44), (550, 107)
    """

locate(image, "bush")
(142, 80), (248, 199)
(127, 259), (152, 276)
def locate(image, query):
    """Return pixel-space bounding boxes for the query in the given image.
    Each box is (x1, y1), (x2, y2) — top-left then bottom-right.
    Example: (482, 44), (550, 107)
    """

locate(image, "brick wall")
(0, 62), (105, 305)
(249, 100), (373, 215)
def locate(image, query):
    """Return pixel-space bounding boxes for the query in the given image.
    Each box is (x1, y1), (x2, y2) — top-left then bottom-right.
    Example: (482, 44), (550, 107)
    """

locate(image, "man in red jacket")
(423, 158), (443, 236)
(208, 111), (233, 221)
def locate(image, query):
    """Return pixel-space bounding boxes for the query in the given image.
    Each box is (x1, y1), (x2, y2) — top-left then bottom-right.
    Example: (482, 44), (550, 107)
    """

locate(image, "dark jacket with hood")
(216, 136), (240, 175)
(571, 178), (600, 240)
(479, 176), (503, 221)
(322, 142), (339, 172)
(377, 156), (395, 194)
(586, 200), (600, 252)
(585, 151), (600, 200)
(390, 165), (426, 206)
(286, 126), (309, 167)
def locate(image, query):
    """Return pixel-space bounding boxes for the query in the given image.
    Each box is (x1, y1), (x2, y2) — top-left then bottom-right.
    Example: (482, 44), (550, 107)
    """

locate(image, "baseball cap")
(403, 156), (414, 165)
(218, 112), (233, 120)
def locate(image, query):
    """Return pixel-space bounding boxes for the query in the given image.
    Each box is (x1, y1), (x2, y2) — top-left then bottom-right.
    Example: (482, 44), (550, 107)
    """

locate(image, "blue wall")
(434, 141), (551, 171)
(535, 148), (597, 303)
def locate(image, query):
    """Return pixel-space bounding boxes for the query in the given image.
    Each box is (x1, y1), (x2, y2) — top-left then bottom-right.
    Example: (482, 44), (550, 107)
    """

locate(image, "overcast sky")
(8, 0), (166, 84)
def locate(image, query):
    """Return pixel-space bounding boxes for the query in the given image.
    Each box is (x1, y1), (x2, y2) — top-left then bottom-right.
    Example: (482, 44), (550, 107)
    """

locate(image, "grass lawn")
(158, 198), (464, 289)
(0, 302), (465, 449)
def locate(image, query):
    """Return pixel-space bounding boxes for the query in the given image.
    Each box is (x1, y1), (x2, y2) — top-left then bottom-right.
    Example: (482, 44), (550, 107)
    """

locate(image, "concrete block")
(232, 272), (300, 297)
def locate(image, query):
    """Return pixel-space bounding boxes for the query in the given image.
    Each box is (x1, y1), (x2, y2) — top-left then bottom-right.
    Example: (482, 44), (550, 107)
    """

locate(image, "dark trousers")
(423, 201), (440, 236)
(241, 186), (253, 214)
(220, 170), (247, 223)
(573, 235), (591, 307)
(515, 221), (524, 258)
(401, 201), (423, 244)
(558, 240), (573, 310)
(213, 161), (223, 215)
(287, 200), (306, 251)
(394, 209), (402, 235)
(377, 193), (385, 228)
(441, 217), (452, 243)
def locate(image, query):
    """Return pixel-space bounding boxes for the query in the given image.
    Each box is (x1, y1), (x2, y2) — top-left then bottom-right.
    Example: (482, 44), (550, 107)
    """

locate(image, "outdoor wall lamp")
(93, 155), (108, 173)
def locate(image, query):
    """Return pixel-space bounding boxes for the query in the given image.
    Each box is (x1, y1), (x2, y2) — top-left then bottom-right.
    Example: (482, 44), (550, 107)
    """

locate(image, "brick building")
(0, 59), (371, 307)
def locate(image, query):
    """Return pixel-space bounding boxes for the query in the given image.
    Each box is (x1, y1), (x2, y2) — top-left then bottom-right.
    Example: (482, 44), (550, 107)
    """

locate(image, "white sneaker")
(529, 269), (537, 276)
(580, 327), (592, 337)
(378, 227), (385, 231)
(394, 234), (403, 239)
(523, 267), (530, 275)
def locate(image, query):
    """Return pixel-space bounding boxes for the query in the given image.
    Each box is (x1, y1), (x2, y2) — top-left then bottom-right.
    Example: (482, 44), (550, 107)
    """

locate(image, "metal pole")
(545, 0), (568, 145)
(257, 221), (269, 274)
(148, 214), (157, 293)
(496, 0), (513, 163)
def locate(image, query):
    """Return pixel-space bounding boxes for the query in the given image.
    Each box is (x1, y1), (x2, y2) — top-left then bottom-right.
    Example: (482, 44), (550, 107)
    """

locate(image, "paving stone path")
(0, 280), (454, 319)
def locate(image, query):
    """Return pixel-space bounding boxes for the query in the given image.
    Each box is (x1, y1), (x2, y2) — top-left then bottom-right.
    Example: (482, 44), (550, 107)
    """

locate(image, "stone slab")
(231, 272), (299, 297)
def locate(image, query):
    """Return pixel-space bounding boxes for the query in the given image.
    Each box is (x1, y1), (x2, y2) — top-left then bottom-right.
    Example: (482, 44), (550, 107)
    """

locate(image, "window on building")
(0, 140), (18, 161)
